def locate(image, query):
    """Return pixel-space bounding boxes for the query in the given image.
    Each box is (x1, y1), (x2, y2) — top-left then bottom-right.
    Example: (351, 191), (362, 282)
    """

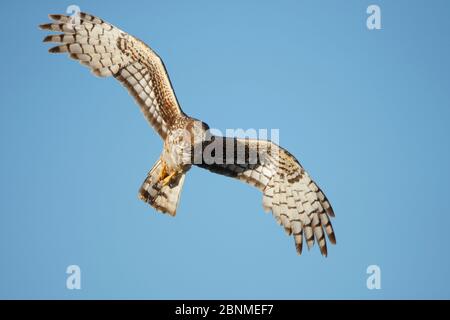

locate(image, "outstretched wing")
(196, 136), (336, 256)
(40, 12), (185, 138)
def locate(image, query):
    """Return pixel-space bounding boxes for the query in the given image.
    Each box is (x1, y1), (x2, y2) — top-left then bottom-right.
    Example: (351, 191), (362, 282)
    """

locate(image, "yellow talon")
(162, 171), (176, 186)
(159, 162), (168, 181)
(158, 161), (179, 186)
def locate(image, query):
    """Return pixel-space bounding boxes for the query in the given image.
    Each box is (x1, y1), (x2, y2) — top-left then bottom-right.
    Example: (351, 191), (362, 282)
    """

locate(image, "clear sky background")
(1, 0), (449, 299)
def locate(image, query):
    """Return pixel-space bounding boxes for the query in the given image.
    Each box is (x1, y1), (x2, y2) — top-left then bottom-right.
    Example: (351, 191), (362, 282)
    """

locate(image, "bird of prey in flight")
(40, 12), (336, 256)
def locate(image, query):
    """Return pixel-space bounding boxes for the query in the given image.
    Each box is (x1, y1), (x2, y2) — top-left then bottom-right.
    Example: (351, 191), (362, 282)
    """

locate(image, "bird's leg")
(162, 171), (177, 187)
(158, 160), (180, 187)
(158, 161), (168, 181)
(158, 161), (177, 186)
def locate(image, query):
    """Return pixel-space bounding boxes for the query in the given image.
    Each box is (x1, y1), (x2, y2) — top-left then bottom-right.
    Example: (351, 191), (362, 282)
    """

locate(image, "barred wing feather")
(40, 12), (184, 138)
(196, 137), (336, 256)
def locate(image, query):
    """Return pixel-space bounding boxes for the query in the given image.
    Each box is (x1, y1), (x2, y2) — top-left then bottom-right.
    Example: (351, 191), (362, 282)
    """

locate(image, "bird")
(40, 12), (336, 256)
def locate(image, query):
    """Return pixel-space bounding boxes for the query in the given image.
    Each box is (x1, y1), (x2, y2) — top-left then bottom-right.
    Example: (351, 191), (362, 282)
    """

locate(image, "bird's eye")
(202, 122), (210, 131)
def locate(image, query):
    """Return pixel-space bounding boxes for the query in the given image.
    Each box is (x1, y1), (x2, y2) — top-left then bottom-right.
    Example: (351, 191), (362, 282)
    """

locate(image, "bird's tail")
(138, 158), (186, 216)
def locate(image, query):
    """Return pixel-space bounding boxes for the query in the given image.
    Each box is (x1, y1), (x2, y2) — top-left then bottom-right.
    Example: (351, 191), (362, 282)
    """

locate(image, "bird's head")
(188, 119), (211, 144)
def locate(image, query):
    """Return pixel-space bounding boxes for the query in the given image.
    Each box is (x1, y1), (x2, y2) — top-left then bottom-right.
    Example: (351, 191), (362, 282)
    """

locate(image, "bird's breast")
(163, 134), (192, 172)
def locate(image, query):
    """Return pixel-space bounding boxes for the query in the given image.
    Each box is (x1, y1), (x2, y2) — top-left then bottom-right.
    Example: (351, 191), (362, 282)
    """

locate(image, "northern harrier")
(40, 12), (336, 256)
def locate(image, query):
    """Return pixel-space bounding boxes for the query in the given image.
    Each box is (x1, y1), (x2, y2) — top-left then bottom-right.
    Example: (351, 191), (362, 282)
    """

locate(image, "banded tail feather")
(139, 159), (186, 217)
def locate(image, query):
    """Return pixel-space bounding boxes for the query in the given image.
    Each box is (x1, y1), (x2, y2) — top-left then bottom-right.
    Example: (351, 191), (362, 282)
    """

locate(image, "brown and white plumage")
(40, 12), (336, 256)
(40, 12), (183, 138)
(139, 159), (186, 216)
(197, 137), (336, 256)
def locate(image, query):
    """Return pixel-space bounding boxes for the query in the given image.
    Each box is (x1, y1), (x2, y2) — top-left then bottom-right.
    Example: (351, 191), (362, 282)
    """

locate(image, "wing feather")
(196, 136), (336, 256)
(40, 12), (184, 138)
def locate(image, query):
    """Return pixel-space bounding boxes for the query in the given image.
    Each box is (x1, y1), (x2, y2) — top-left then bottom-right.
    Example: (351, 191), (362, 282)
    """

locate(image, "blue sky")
(1, 0), (449, 299)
